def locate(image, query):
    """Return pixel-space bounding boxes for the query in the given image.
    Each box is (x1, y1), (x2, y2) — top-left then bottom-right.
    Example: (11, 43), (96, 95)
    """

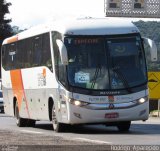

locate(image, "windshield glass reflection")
(64, 35), (147, 90)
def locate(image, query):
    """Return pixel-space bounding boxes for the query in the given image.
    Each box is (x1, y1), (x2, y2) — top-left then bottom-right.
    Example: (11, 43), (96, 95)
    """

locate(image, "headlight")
(139, 98), (145, 103)
(69, 99), (89, 106)
(138, 96), (148, 104)
(74, 100), (81, 106)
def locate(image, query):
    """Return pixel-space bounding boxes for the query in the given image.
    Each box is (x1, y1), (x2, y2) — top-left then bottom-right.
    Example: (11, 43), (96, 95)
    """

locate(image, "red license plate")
(105, 112), (119, 119)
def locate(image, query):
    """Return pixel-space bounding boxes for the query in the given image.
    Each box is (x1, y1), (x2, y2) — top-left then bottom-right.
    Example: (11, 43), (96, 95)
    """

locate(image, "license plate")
(105, 112), (119, 119)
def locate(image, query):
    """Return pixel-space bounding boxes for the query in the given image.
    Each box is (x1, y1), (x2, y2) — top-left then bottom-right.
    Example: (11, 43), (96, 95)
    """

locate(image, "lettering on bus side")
(100, 91), (120, 95)
(38, 69), (46, 86)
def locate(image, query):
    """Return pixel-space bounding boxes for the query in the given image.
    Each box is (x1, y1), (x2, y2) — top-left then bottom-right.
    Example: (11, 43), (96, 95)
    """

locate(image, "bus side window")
(2, 45), (7, 70)
(42, 33), (52, 71)
(33, 36), (42, 66)
(25, 39), (31, 68)
(8, 43), (17, 70)
(3, 42), (22, 70)
(17, 40), (25, 68)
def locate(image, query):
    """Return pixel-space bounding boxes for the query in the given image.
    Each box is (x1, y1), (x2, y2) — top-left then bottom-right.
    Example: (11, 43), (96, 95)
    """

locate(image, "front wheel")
(52, 104), (66, 132)
(117, 121), (131, 132)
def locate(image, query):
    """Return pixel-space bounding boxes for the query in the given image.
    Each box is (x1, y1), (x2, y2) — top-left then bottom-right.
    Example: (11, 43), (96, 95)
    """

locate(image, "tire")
(52, 103), (65, 132)
(15, 101), (27, 127)
(0, 108), (4, 113)
(117, 121), (131, 132)
(26, 119), (36, 127)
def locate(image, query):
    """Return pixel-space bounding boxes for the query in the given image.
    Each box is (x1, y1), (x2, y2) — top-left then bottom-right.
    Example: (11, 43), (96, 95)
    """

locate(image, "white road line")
(20, 129), (43, 134)
(75, 137), (112, 144)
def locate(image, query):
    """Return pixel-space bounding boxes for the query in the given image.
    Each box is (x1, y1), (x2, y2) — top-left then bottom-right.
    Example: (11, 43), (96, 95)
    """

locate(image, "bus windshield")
(64, 35), (147, 90)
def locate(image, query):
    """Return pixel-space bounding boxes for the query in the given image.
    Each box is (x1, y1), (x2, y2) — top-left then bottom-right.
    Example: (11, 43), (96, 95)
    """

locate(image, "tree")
(12, 26), (26, 34)
(0, 0), (13, 46)
(0, 0), (13, 77)
(134, 21), (160, 71)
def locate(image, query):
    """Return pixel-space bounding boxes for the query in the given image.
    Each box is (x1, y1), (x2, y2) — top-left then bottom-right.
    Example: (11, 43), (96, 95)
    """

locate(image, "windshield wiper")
(91, 64), (101, 89)
(112, 67), (132, 93)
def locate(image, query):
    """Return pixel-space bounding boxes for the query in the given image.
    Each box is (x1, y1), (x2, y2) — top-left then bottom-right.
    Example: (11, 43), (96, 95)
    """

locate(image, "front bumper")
(67, 101), (149, 124)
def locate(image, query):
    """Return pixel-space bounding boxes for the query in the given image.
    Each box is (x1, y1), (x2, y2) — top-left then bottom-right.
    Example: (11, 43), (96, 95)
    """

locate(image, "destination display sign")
(74, 38), (99, 45)
(104, 0), (160, 18)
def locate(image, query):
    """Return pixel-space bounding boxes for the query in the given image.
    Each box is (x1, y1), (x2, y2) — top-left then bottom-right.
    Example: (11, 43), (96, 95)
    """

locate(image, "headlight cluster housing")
(138, 96), (148, 104)
(69, 99), (89, 107)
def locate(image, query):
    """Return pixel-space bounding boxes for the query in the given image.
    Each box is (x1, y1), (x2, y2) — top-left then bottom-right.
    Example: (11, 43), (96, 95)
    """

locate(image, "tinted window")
(2, 33), (52, 71)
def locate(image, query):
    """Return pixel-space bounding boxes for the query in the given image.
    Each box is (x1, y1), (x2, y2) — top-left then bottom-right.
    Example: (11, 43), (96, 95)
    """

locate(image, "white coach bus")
(1, 18), (157, 132)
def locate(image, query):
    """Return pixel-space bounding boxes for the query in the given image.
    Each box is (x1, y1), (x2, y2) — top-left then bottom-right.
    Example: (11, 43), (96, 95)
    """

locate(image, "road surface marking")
(20, 130), (43, 134)
(75, 137), (112, 144)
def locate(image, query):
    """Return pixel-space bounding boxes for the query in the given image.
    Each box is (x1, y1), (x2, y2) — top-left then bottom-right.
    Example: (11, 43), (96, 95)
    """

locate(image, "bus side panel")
(19, 67), (59, 120)
(2, 67), (60, 121)
(21, 88), (59, 120)
(2, 88), (14, 116)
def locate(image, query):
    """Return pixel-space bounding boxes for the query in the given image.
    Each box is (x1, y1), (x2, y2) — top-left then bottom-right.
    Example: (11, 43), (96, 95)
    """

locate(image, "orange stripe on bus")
(10, 70), (30, 118)
(7, 36), (18, 44)
(43, 68), (46, 77)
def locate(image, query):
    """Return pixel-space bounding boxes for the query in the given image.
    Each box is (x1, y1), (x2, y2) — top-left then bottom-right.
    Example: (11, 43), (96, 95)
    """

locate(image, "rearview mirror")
(143, 37), (157, 62)
(56, 40), (68, 65)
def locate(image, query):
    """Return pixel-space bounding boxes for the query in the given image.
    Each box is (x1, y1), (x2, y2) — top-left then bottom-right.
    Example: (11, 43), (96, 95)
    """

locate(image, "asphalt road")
(0, 113), (160, 151)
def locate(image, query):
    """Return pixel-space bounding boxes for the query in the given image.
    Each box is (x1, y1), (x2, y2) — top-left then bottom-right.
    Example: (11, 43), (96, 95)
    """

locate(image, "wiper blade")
(91, 64), (101, 89)
(112, 67), (132, 93)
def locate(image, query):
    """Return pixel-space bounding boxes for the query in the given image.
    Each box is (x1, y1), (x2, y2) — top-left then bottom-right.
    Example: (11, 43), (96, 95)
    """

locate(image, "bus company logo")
(108, 96), (114, 102)
(38, 69), (46, 86)
(109, 103), (114, 109)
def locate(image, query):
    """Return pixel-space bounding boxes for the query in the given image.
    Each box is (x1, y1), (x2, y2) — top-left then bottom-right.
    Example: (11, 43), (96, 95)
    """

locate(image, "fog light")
(74, 112), (81, 119)
(139, 109), (147, 116)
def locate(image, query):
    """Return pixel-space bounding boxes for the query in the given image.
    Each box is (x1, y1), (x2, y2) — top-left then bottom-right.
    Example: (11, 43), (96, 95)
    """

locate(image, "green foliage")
(0, 0), (13, 77)
(12, 26), (26, 34)
(134, 21), (160, 71)
(0, 0), (13, 45)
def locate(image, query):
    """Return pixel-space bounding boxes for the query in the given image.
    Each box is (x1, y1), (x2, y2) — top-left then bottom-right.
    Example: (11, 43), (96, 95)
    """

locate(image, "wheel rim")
(52, 105), (57, 129)
(15, 104), (19, 125)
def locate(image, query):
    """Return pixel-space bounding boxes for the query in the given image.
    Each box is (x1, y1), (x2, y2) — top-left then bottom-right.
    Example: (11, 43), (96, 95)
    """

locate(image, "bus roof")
(52, 17), (139, 36)
(2, 17), (139, 45)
